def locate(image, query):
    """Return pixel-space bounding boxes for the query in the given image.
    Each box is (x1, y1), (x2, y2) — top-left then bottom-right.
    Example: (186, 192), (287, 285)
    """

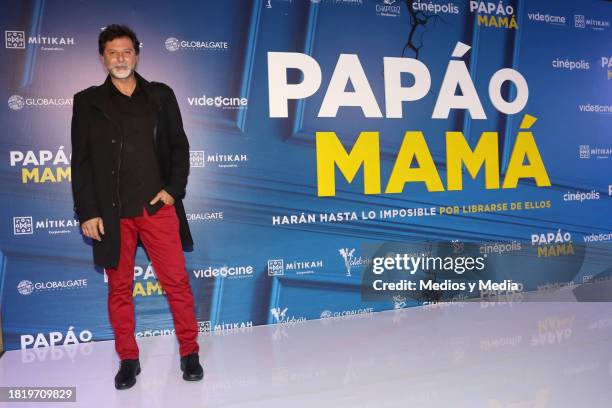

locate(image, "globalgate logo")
(186, 211), (224, 223)
(8, 94), (72, 110)
(164, 37), (229, 52)
(17, 279), (88, 295)
(320, 308), (374, 319)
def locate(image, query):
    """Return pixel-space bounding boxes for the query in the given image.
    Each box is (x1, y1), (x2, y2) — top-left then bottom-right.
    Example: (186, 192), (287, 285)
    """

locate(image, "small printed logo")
(451, 240), (465, 254)
(574, 14), (585, 28)
(13, 216), (33, 234)
(392, 295), (407, 309)
(8, 95), (24, 110)
(199, 321), (211, 333)
(5, 30), (25, 48)
(267, 259), (284, 276)
(320, 310), (333, 319)
(164, 37), (180, 51)
(579, 145), (590, 159)
(270, 307), (288, 322)
(190, 151), (205, 167)
(17, 280), (34, 295)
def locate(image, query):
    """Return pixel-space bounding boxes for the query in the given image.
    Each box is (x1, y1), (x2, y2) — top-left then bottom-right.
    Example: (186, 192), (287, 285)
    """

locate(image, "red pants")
(105, 203), (199, 360)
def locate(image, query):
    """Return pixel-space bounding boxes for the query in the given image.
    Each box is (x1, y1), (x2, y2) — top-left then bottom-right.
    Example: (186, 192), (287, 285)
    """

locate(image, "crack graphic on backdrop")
(402, 0), (448, 59)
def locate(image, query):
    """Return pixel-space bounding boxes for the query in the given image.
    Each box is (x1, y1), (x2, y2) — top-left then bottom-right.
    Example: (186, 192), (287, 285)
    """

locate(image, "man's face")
(101, 36), (138, 79)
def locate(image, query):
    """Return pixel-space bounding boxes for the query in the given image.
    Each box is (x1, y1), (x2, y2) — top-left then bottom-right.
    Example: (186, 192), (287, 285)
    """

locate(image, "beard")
(109, 63), (134, 79)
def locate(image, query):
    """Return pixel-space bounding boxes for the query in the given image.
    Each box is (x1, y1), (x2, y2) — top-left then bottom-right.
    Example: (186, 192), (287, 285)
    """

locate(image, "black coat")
(71, 71), (194, 268)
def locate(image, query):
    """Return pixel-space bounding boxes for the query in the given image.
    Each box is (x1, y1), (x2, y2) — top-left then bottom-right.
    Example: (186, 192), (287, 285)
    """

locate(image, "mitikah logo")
(5, 30), (75, 51)
(190, 151), (205, 167)
(267, 259), (284, 276)
(14, 216), (33, 234)
(5, 31), (25, 48)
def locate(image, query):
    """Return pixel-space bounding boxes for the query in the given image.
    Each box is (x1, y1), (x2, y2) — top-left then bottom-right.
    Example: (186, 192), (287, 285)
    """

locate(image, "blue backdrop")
(1, 0), (611, 352)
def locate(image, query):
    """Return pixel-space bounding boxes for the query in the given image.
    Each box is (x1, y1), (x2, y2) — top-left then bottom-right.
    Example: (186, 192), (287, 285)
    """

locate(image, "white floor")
(1, 301), (612, 407)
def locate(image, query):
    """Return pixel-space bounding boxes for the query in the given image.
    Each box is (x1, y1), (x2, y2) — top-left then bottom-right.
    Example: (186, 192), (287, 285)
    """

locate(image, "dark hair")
(98, 24), (140, 55)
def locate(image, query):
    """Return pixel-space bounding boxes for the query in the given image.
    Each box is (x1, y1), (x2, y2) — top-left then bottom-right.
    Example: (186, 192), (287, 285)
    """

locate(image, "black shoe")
(114, 359), (141, 390)
(180, 353), (204, 381)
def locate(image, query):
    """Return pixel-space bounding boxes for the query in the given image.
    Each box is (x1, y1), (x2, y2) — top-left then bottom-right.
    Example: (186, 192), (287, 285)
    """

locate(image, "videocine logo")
(193, 264), (254, 279)
(164, 37), (229, 51)
(187, 95), (248, 109)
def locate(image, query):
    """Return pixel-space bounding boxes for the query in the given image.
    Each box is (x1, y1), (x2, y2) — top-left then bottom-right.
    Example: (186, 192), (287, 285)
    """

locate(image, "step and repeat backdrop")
(1, 0), (611, 353)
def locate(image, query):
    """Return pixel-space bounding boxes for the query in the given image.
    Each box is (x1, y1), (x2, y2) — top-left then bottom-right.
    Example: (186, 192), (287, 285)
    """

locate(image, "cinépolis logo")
(267, 42), (550, 198)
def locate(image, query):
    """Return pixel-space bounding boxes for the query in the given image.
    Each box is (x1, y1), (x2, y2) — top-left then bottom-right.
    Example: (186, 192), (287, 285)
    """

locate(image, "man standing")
(70, 24), (203, 389)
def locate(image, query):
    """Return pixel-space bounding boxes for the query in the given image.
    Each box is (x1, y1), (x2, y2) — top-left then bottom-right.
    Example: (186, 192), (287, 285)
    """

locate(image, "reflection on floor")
(1, 302), (612, 407)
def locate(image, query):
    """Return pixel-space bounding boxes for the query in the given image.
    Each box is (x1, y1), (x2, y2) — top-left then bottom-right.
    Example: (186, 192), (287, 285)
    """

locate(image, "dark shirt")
(110, 77), (165, 218)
